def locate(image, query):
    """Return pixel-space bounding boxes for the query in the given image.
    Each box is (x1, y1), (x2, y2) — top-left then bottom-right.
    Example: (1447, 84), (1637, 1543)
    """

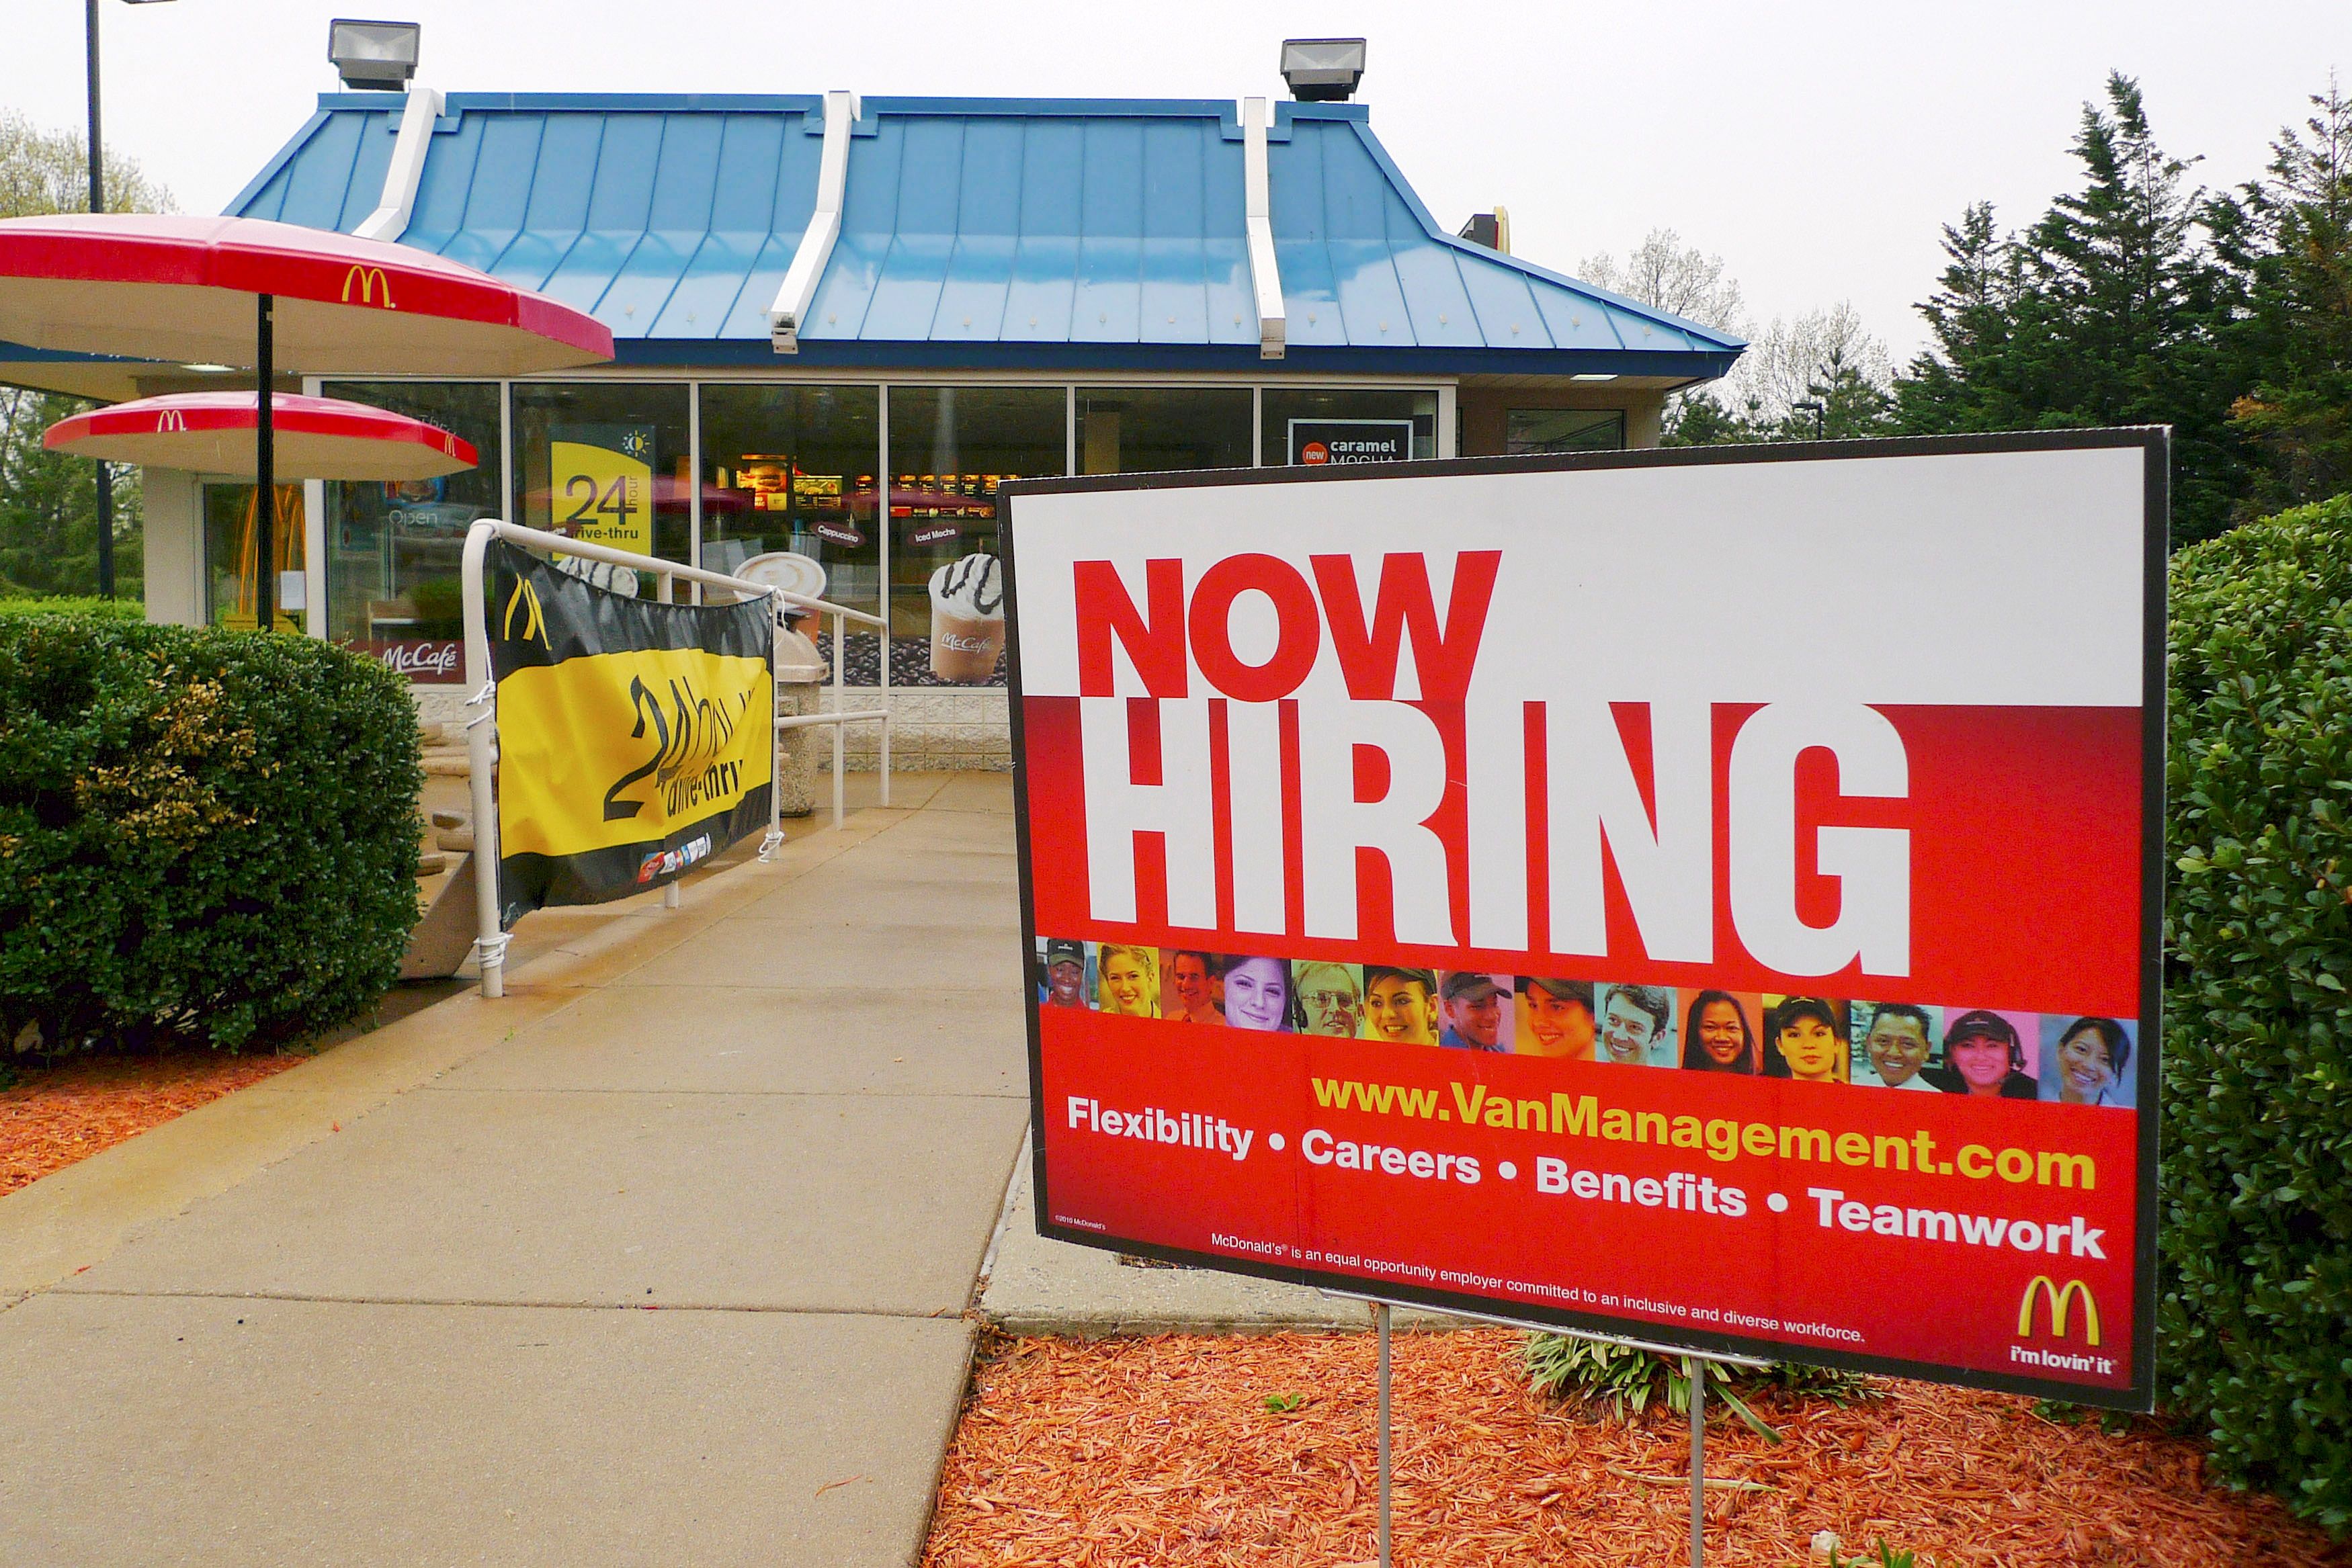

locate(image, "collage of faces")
(1036, 940), (2140, 1110)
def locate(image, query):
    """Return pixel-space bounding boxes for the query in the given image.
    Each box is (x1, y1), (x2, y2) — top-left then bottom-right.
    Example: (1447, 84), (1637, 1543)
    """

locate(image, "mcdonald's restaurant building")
(24, 87), (1741, 766)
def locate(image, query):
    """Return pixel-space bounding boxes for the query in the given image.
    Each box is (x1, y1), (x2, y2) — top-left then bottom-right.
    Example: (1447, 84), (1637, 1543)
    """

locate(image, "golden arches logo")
(502, 578), (547, 648)
(341, 265), (396, 308)
(154, 408), (186, 433)
(2017, 1276), (2101, 1346)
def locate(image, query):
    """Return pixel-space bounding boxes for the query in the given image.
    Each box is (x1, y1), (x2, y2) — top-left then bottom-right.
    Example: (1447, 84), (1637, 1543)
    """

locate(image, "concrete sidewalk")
(0, 773), (1028, 1567)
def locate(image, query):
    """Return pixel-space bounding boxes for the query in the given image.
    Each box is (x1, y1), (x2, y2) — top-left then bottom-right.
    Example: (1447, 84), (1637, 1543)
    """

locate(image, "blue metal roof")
(228, 92), (1742, 378)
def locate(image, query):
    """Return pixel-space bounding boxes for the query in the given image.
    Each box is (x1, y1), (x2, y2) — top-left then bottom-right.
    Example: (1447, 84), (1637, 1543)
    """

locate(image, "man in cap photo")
(1439, 972), (1509, 1052)
(1041, 940), (1087, 1008)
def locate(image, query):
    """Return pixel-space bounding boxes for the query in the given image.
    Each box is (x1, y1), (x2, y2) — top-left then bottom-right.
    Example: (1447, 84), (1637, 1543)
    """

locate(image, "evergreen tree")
(1661, 388), (1765, 447)
(2214, 77), (2352, 511)
(1896, 74), (2247, 543)
(1897, 202), (2030, 433)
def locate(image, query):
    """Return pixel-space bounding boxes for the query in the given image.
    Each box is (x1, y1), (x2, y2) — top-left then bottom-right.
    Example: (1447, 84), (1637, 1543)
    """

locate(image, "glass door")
(201, 481), (306, 633)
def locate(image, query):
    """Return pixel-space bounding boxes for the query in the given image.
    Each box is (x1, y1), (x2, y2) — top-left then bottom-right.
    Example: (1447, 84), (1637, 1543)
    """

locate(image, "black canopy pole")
(255, 293), (275, 632)
(85, 0), (116, 600)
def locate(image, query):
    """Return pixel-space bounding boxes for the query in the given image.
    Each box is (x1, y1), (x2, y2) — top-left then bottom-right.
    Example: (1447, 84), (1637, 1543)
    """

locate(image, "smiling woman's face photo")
(1096, 948), (1154, 1017)
(1366, 974), (1438, 1044)
(1222, 957), (1292, 1031)
(1696, 998), (1747, 1067)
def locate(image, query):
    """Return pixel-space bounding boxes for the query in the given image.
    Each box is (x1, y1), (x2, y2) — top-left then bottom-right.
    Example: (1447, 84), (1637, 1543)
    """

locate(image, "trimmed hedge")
(0, 595), (144, 622)
(0, 620), (423, 1053)
(2164, 492), (2352, 1533)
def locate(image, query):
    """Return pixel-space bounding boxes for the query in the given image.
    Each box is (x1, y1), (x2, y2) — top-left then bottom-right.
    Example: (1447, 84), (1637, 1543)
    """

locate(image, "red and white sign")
(1002, 433), (2165, 1409)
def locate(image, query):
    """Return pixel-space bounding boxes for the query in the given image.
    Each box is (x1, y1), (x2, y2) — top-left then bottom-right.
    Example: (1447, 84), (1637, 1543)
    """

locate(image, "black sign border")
(998, 427), (2168, 1412)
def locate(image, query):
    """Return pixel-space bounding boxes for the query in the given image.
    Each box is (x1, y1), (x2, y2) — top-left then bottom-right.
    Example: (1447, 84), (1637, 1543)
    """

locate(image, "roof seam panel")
(596, 114), (672, 327)
(223, 111), (333, 218)
(221, 96), (1743, 372)
(1341, 118), (1744, 352)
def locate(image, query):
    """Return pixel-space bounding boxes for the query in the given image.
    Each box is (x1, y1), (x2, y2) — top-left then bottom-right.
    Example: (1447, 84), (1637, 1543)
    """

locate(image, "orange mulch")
(0, 1049), (306, 1196)
(922, 1329), (2347, 1568)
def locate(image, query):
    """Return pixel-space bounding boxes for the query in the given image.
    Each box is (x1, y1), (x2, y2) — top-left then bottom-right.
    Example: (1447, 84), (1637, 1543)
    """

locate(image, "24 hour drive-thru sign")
(487, 540), (775, 924)
(1002, 431), (2165, 1410)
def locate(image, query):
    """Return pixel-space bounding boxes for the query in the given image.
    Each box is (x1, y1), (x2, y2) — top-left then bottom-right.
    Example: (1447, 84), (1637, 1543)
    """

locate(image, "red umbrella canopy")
(44, 392), (478, 482)
(0, 213), (612, 375)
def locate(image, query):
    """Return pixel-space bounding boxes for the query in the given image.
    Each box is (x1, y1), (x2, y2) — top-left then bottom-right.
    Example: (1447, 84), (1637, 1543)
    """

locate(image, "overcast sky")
(11, 0), (2349, 358)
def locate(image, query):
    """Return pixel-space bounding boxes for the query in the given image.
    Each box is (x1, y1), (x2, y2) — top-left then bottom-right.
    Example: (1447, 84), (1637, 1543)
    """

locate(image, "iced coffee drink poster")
(929, 553), (1005, 683)
(999, 432), (2166, 1409)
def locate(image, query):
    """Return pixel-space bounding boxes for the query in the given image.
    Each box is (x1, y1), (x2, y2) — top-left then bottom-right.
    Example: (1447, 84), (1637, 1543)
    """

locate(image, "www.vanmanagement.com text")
(1309, 1076), (2101, 1190)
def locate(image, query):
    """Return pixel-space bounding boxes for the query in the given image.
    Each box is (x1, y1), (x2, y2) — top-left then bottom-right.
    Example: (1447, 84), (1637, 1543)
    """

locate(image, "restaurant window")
(512, 382), (693, 569)
(202, 482), (306, 634)
(1507, 408), (1625, 454)
(1261, 388), (1437, 466)
(1077, 388), (1252, 474)
(886, 386), (1064, 687)
(319, 381), (501, 684)
(699, 384), (880, 644)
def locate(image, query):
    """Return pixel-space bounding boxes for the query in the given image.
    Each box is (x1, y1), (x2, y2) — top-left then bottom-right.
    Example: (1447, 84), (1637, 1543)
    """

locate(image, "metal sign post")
(1687, 1356), (1706, 1567)
(1333, 1291), (1763, 1567)
(1376, 1302), (1392, 1568)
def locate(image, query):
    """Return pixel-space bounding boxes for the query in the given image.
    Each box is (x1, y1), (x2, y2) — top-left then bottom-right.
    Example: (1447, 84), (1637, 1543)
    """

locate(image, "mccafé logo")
(341, 265), (396, 308)
(378, 641), (460, 677)
(2017, 1276), (2101, 1346)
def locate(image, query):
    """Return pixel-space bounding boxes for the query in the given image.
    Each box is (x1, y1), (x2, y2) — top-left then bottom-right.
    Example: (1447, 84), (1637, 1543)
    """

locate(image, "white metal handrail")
(460, 517), (892, 998)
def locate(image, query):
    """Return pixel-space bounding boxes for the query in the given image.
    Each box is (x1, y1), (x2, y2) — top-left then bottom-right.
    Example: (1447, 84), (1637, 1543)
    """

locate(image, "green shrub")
(2163, 492), (2352, 1533)
(1522, 1332), (1872, 1442)
(0, 619), (423, 1053)
(0, 595), (143, 622)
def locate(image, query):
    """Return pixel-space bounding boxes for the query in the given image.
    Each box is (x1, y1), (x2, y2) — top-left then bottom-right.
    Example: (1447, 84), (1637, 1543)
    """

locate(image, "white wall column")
(138, 467), (202, 626)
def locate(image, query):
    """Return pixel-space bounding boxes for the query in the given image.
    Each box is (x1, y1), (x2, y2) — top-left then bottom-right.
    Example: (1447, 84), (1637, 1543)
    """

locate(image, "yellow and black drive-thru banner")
(489, 540), (773, 924)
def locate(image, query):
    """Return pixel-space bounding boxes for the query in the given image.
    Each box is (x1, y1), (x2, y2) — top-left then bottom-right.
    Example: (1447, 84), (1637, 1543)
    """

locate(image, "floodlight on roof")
(328, 19), (420, 91)
(1280, 38), (1366, 102)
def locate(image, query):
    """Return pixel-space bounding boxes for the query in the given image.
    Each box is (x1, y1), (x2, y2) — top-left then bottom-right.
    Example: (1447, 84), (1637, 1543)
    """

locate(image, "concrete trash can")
(773, 619), (827, 818)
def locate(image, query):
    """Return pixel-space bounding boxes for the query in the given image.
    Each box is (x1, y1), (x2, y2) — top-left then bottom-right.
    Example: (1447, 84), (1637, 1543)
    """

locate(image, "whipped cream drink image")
(929, 552), (1005, 682)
